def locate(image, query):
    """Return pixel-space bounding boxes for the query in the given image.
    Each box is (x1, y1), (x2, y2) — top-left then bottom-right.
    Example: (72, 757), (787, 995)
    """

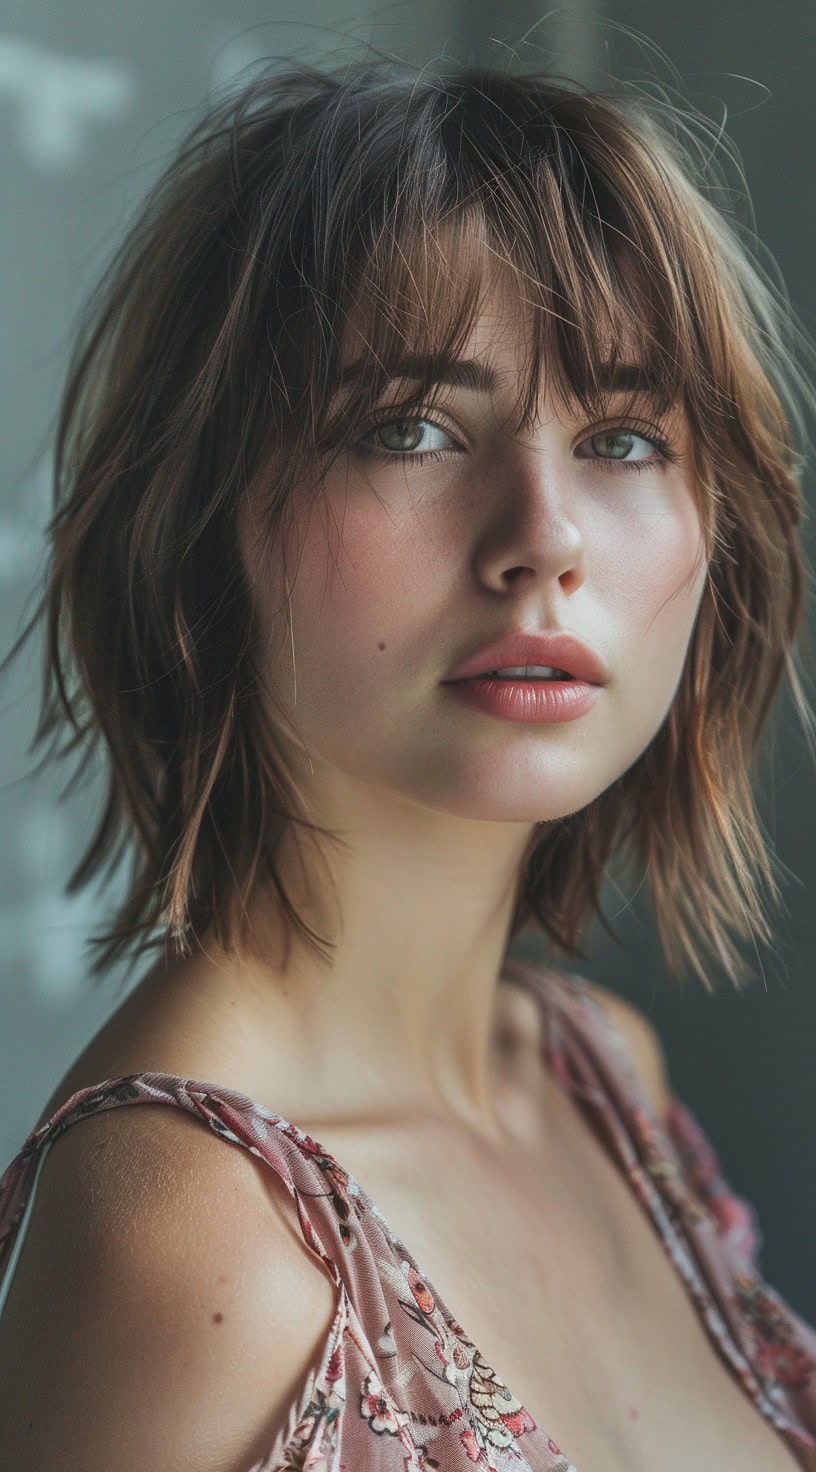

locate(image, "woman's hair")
(5, 56), (816, 993)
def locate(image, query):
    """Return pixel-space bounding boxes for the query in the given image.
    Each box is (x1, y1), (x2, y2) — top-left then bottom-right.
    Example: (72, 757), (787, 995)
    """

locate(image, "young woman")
(0, 58), (814, 1472)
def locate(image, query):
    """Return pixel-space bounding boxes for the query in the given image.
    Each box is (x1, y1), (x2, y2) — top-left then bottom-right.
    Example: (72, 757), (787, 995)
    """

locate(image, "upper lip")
(442, 629), (609, 684)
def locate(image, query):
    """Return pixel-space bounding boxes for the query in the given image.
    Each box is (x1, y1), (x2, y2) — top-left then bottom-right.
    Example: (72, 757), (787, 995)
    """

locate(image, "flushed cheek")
(278, 503), (442, 723)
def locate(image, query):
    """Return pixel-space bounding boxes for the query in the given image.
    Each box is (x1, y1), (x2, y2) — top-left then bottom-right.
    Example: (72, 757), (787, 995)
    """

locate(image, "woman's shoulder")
(1, 1065), (341, 1472)
(3, 954), (349, 1468)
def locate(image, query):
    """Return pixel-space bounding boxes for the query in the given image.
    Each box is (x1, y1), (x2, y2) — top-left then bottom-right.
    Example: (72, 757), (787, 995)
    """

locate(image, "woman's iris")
(374, 419), (426, 452)
(591, 431), (637, 460)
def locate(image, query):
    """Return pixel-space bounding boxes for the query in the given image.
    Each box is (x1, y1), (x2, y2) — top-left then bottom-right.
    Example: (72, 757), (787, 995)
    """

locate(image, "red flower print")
(359, 1369), (409, 1437)
(734, 1274), (816, 1392)
(755, 1337), (816, 1390)
(408, 1264), (436, 1316)
(459, 1424), (492, 1465)
(326, 1342), (344, 1385)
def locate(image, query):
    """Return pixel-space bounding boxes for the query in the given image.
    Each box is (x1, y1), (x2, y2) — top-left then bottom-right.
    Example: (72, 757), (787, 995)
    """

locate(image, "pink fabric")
(1, 961), (815, 1470)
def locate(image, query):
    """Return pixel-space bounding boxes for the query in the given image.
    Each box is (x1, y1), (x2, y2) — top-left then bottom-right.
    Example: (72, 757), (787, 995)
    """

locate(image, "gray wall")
(2, 0), (814, 1322)
(580, 0), (816, 1320)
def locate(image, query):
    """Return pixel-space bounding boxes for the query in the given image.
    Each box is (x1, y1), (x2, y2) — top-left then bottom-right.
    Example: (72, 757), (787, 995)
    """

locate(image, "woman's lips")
(445, 674), (602, 723)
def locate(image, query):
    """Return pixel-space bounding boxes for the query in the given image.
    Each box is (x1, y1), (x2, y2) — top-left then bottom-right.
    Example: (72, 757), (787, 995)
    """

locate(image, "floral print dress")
(1, 961), (815, 1470)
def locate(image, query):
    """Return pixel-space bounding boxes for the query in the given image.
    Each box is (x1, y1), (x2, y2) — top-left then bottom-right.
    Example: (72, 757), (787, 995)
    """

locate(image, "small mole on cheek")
(378, 641), (386, 650)
(212, 1311), (224, 1324)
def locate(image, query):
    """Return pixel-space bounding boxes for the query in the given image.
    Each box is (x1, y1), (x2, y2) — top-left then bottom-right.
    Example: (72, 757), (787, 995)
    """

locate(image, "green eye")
(589, 431), (653, 461)
(360, 417), (457, 457)
(593, 432), (636, 459)
(375, 419), (427, 452)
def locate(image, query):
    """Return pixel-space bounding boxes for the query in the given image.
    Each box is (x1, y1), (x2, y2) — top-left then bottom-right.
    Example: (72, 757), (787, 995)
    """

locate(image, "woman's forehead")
(339, 233), (650, 367)
(336, 306), (665, 422)
(324, 216), (689, 431)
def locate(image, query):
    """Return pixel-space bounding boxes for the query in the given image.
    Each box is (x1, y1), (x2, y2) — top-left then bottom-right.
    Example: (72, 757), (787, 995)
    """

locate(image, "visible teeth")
(487, 666), (571, 679)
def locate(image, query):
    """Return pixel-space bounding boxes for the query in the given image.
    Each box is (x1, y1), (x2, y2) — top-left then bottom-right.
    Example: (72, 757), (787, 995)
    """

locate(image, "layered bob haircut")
(6, 59), (816, 992)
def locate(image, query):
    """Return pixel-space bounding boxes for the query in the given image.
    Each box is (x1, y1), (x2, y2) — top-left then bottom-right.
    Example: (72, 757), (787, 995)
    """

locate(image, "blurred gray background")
(1, 0), (814, 1320)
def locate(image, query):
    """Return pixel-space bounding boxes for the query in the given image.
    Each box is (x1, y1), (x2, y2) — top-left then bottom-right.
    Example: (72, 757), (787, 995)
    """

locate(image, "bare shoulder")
(576, 977), (672, 1124)
(0, 1098), (339, 1470)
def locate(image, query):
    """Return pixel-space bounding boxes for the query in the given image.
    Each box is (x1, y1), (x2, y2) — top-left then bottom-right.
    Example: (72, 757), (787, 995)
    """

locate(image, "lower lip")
(443, 677), (603, 723)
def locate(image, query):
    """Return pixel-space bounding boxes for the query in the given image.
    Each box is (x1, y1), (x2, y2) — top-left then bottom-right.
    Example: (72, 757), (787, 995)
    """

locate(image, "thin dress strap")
(0, 1072), (344, 1315)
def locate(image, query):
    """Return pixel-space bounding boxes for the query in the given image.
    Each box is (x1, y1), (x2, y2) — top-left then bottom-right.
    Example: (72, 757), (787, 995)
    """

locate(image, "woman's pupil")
(380, 419), (424, 451)
(594, 432), (634, 459)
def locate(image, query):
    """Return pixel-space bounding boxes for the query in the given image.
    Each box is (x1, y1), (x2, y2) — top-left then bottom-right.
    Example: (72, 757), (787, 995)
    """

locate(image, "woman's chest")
(331, 1107), (802, 1472)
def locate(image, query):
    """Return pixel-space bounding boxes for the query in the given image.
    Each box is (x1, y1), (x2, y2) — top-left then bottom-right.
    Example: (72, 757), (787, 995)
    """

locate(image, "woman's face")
(241, 276), (709, 829)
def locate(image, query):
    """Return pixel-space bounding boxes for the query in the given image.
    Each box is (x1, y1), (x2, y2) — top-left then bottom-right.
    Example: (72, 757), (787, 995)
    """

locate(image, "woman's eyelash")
(353, 413), (682, 473)
(576, 425), (682, 474)
(355, 415), (458, 464)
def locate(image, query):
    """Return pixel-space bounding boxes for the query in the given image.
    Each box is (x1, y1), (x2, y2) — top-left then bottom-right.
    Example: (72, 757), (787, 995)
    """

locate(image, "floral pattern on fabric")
(733, 1275), (816, 1394)
(663, 1090), (765, 1264)
(1, 965), (814, 1470)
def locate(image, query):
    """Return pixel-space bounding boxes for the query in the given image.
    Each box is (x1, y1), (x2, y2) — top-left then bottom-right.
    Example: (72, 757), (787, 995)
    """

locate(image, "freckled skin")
(242, 276), (706, 832)
(229, 265), (709, 1133)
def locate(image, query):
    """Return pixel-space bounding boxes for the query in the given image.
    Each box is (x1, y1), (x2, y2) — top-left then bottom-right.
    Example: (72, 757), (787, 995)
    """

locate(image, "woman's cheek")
(283, 511), (427, 709)
(610, 504), (707, 725)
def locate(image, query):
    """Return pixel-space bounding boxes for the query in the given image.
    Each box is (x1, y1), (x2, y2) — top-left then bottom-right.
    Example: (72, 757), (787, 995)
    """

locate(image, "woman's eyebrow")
(336, 354), (663, 398)
(337, 355), (499, 394)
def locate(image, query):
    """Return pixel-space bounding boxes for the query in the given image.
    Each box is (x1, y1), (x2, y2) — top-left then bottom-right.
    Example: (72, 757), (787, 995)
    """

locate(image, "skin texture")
(213, 268), (709, 1146)
(13, 273), (805, 1472)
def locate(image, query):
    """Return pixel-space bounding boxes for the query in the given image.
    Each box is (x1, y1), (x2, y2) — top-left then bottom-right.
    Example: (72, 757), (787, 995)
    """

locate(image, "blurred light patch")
(0, 33), (135, 168)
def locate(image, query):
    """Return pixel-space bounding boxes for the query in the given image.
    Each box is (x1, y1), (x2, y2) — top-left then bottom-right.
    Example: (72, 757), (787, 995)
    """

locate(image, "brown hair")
(5, 58), (816, 993)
